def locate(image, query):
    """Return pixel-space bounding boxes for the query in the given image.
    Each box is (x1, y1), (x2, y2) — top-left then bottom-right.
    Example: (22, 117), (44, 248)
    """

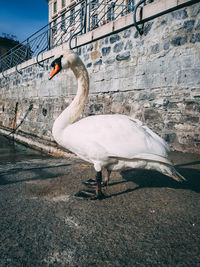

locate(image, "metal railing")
(0, 0), (149, 75)
(88, 0), (135, 31)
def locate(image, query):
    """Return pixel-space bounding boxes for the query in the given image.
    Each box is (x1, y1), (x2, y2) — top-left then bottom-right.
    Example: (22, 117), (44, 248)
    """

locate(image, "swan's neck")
(52, 61), (89, 141)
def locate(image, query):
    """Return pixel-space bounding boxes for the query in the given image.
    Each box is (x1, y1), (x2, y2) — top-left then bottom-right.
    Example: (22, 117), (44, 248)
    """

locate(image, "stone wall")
(0, 3), (200, 154)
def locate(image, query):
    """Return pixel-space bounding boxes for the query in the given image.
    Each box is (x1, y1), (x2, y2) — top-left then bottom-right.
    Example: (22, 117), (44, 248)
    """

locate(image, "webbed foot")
(75, 190), (106, 200)
(77, 171), (106, 200)
(82, 179), (108, 188)
(82, 179), (96, 187)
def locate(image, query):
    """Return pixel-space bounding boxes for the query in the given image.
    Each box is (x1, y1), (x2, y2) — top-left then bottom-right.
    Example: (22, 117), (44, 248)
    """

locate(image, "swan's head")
(49, 50), (80, 80)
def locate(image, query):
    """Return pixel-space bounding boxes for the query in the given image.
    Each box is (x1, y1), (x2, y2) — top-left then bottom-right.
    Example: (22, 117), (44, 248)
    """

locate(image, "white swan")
(49, 50), (185, 199)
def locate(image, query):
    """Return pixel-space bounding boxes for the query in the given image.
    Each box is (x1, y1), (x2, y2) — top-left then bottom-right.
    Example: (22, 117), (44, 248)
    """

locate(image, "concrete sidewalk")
(0, 136), (200, 266)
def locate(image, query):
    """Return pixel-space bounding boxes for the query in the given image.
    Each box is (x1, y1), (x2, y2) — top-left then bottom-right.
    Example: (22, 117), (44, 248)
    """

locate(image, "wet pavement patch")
(0, 135), (200, 266)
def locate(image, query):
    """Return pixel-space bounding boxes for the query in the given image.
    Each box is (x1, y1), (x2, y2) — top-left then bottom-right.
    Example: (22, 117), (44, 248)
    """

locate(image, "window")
(127, 0), (134, 13)
(80, 2), (85, 26)
(62, 0), (66, 8)
(52, 19), (57, 35)
(61, 14), (65, 30)
(91, 0), (98, 10)
(92, 14), (98, 29)
(70, 9), (75, 25)
(53, 1), (57, 13)
(107, 5), (114, 22)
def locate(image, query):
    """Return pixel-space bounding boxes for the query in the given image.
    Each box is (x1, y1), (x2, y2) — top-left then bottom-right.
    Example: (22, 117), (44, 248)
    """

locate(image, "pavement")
(0, 135), (200, 266)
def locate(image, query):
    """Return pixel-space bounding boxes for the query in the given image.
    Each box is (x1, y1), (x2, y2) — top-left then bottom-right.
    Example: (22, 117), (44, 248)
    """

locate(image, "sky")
(0, 0), (48, 42)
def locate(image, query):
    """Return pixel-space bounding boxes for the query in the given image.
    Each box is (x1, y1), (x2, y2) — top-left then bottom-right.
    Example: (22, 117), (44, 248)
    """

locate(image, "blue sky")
(0, 0), (48, 42)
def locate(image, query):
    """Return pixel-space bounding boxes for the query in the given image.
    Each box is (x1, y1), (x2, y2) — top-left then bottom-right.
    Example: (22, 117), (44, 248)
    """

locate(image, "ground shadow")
(120, 167), (200, 194)
(175, 161), (200, 168)
(0, 164), (71, 186)
(100, 167), (200, 199)
(78, 164), (200, 200)
(99, 165), (200, 199)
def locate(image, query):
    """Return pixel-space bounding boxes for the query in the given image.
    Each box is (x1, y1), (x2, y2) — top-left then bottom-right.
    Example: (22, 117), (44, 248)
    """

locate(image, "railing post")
(84, 0), (88, 34)
(111, 2), (115, 21)
(48, 23), (51, 50)
(10, 49), (13, 68)
(88, 1), (91, 31)
(0, 57), (2, 73)
(25, 38), (30, 60)
(49, 21), (53, 49)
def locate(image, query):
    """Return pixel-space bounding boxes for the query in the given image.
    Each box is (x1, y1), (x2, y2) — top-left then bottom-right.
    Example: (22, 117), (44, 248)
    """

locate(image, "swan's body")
(49, 50), (185, 199)
(56, 114), (171, 170)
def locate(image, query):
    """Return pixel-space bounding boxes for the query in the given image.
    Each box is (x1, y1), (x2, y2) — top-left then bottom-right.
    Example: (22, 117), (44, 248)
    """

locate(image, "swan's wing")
(109, 153), (172, 165)
(61, 114), (169, 162)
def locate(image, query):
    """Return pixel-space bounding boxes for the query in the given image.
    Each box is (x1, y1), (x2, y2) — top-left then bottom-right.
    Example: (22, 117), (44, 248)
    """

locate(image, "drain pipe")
(8, 103), (33, 137)
(12, 102), (19, 132)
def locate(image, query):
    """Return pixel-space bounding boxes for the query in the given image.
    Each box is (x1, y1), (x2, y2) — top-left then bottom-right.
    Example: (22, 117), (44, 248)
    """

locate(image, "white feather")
(52, 50), (185, 182)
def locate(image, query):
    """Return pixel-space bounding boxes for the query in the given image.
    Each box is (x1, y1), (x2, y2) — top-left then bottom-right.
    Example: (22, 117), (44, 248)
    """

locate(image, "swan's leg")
(103, 170), (111, 186)
(95, 171), (105, 199)
(82, 169), (111, 188)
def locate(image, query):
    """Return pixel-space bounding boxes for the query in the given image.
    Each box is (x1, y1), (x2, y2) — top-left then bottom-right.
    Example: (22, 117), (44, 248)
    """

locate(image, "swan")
(49, 49), (185, 199)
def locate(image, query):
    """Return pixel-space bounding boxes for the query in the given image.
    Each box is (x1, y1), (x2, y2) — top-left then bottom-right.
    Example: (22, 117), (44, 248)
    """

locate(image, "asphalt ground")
(0, 135), (200, 266)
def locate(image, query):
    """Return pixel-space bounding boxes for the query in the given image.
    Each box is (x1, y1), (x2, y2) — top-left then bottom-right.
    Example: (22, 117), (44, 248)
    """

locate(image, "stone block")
(87, 62), (92, 68)
(105, 57), (115, 64)
(151, 43), (160, 54)
(87, 44), (93, 52)
(184, 20), (195, 32)
(153, 98), (169, 108)
(124, 40), (133, 50)
(113, 42), (124, 53)
(163, 42), (170, 50)
(90, 51), (101, 61)
(116, 52), (130, 61)
(195, 19), (200, 30)
(190, 33), (200, 43)
(171, 9), (188, 20)
(110, 34), (121, 44)
(123, 29), (131, 38)
(102, 47), (111, 56)
(164, 133), (176, 143)
(94, 59), (102, 66)
(143, 22), (154, 36)
(83, 53), (90, 61)
(178, 69), (200, 85)
(171, 35), (187, 46)
(89, 103), (103, 113)
(191, 4), (200, 17)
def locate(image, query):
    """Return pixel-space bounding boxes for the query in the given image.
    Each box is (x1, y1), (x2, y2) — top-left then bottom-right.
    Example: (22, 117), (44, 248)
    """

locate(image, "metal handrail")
(133, 0), (145, 35)
(0, 0), (146, 75)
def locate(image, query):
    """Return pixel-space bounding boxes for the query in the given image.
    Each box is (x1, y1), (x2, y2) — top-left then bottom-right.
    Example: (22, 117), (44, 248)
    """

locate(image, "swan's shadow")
(104, 165), (200, 199)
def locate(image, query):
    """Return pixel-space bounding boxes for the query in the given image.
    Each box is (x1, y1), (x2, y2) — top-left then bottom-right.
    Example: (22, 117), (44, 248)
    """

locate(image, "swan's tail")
(108, 153), (186, 182)
(155, 164), (186, 182)
(169, 167), (186, 182)
(134, 154), (186, 182)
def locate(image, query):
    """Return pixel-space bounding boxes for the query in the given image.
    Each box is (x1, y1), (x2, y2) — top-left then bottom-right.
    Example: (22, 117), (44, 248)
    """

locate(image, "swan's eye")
(51, 62), (55, 68)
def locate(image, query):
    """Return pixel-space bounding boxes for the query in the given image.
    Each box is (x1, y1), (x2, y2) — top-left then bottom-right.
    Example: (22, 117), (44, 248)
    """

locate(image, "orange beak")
(49, 63), (60, 80)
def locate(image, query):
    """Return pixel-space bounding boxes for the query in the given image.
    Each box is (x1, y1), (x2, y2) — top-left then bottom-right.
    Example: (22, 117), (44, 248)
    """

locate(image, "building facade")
(46, 0), (141, 48)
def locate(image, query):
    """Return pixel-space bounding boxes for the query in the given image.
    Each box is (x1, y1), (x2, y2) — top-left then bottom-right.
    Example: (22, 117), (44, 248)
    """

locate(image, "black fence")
(0, 0), (151, 75)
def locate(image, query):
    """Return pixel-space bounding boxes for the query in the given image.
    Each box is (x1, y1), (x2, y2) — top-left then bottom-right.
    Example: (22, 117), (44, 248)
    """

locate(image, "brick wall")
(0, 3), (200, 154)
